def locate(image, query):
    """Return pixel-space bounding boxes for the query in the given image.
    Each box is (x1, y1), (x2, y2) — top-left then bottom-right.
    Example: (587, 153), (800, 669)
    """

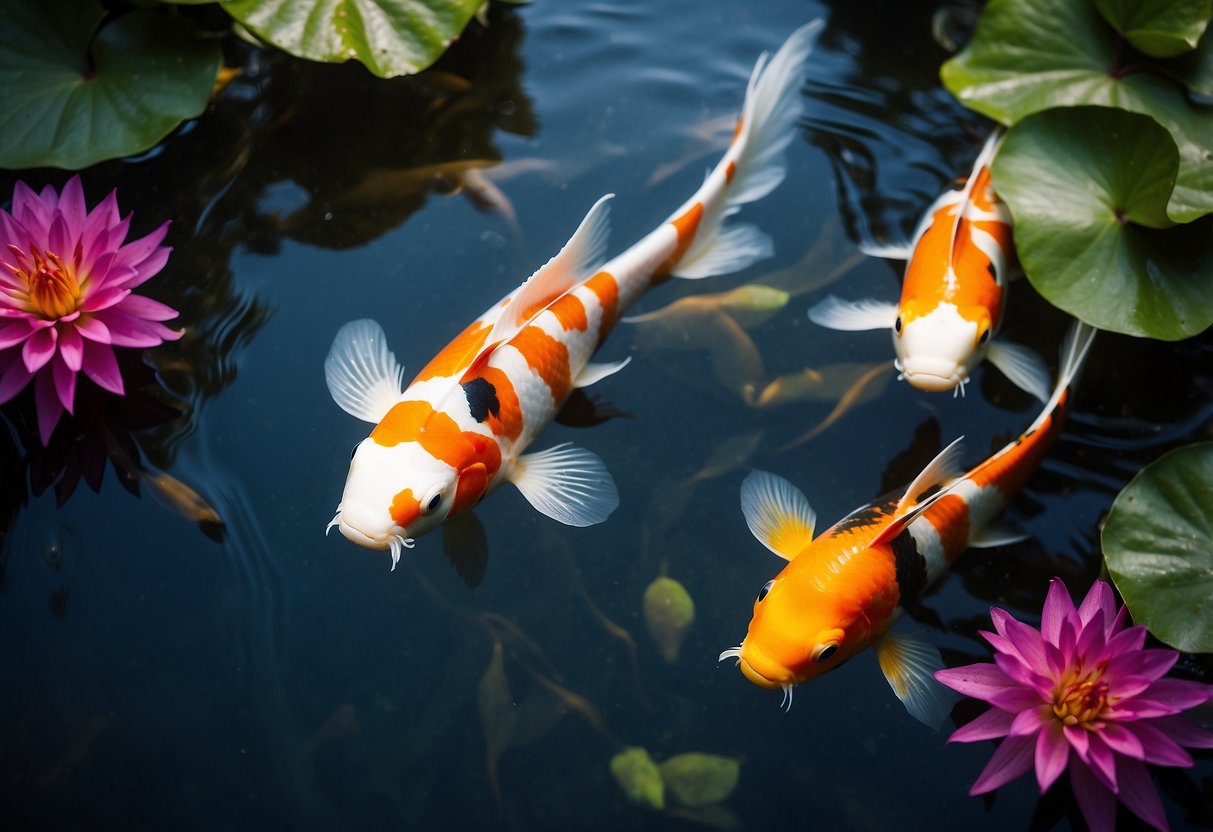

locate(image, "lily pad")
(941, 0), (1213, 222)
(1177, 25), (1213, 96)
(992, 107), (1213, 340)
(658, 753), (741, 808)
(0, 0), (221, 170)
(223, 0), (484, 78)
(1095, 0), (1212, 58)
(1102, 442), (1213, 653)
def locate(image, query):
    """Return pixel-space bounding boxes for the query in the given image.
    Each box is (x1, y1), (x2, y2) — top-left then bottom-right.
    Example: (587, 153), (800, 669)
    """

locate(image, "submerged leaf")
(1095, 0), (1211, 58)
(643, 575), (695, 663)
(658, 753), (741, 808)
(992, 107), (1213, 340)
(224, 0), (483, 78)
(941, 0), (1213, 221)
(0, 1), (221, 169)
(609, 747), (665, 811)
(1103, 442), (1213, 653)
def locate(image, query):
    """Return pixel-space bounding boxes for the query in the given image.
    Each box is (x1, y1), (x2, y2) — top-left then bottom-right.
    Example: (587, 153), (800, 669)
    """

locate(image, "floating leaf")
(1176, 26), (1213, 95)
(658, 753), (741, 808)
(609, 747), (665, 811)
(1094, 0), (1212, 58)
(223, 0), (483, 79)
(992, 107), (1213, 340)
(0, 1), (221, 170)
(643, 574), (695, 663)
(941, 0), (1213, 221)
(1102, 442), (1213, 653)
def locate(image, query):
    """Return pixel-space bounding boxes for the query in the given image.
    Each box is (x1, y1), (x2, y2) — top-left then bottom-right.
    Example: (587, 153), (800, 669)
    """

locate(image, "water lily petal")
(1008, 705), (1048, 737)
(1070, 762), (1117, 832)
(0, 358), (33, 404)
(21, 326), (57, 373)
(1151, 714), (1213, 750)
(58, 324), (83, 371)
(0, 318), (34, 349)
(12, 180), (51, 239)
(119, 294), (179, 322)
(113, 221), (170, 276)
(1137, 649), (1181, 683)
(994, 653), (1052, 698)
(79, 194), (120, 266)
(1065, 724), (1090, 760)
(97, 309), (181, 347)
(969, 733), (1036, 794)
(80, 339), (124, 396)
(1003, 615), (1049, 671)
(1115, 757), (1169, 832)
(51, 352), (76, 413)
(1134, 678), (1213, 713)
(121, 241), (171, 288)
(81, 287), (131, 314)
(58, 176), (87, 229)
(33, 368), (64, 446)
(949, 706), (1015, 743)
(1127, 720), (1196, 767)
(935, 662), (1016, 701)
(1035, 719), (1070, 793)
(74, 315), (112, 344)
(1098, 722), (1146, 761)
(1085, 732), (1119, 792)
(48, 211), (72, 259)
(1074, 615), (1109, 664)
(1041, 577), (1078, 645)
(989, 607), (1013, 637)
(1098, 625), (1147, 664)
(1077, 580), (1116, 631)
(987, 684), (1046, 713)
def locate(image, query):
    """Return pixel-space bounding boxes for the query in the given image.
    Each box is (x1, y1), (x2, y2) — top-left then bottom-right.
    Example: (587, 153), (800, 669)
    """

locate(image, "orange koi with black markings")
(721, 321), (1095, 725)
(324, 21), (825, 584)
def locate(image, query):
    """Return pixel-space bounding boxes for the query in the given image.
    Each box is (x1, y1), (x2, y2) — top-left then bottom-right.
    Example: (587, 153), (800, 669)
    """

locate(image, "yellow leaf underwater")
(643, 575), (695, 663)
(658, 752), (741, 808)
(609, 747), (665, 811)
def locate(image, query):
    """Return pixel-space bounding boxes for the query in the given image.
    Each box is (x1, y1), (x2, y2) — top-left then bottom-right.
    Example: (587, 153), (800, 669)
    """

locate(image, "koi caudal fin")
(673, 20), (823, 279)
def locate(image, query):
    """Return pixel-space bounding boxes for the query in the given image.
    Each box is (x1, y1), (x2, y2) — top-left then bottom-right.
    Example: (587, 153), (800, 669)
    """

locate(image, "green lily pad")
(992, 107), (1213, 340)
(1176, 25), (1213, 96)
(941, 0), (1213, 222)
(1103, 442), (1213, 653)
(658, 753), (741, 808)
(0, 0), (221, 170)
(1095, 0), (1212, 58)
(223, 0), (483, 79)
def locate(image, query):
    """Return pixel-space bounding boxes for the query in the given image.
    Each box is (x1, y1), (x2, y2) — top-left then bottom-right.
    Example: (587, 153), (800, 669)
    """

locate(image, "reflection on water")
(2, 1), (1212, 830)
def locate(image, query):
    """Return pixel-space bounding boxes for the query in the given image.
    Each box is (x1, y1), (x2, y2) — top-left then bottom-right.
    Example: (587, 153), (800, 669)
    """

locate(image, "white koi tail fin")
(1027, 319), (1097, 435)
(673, 20), (823, 280)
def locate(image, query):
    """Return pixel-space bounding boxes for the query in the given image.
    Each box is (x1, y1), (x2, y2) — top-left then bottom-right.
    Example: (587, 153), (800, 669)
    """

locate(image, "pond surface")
(3, 1), (1212, 830)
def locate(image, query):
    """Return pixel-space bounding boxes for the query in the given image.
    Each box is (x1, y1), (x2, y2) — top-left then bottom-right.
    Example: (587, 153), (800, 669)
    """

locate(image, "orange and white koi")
(808, 129), (1049, 400)
(720, 321), (1095, 724)
(324, 21), (824, 582)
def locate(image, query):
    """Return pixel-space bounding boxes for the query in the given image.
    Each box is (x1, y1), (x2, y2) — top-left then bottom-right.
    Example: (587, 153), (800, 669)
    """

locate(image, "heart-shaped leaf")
(1095, 0), (1213, 58)
(942, 0), (1213, 222)
(992, 107), (1213, 340)
(1102, 442), (1213, 653)
(223, 0), (483, 79)
(0, 0), (221, 170)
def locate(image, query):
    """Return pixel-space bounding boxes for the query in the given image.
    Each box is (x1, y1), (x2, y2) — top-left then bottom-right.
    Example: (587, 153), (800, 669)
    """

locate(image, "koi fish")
(807, 129), (1049, 400)
(324, 21), (825, 584)
(720, 320), (1095, 725)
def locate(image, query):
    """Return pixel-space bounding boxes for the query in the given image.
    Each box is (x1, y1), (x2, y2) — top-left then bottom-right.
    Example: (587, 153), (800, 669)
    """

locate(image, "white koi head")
(893, 301), (990, 395)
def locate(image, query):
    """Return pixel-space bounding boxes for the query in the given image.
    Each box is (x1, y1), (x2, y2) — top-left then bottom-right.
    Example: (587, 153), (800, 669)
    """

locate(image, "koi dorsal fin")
(947, 128), (1005, 268)
(740, 470), (817, 561)
(868, 437), (967, 549)
(482, 194), (613, 355)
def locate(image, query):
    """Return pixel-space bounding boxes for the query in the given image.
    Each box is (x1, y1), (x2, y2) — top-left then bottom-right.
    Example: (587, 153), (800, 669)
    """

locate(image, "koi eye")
(349, 444), (359, 461)
(979, 329), (990, 345)
(894, 316), (903, 334)
(813, 643), (839, 663)
(756, 580), (774, 603)
(420, 485), (447, 515)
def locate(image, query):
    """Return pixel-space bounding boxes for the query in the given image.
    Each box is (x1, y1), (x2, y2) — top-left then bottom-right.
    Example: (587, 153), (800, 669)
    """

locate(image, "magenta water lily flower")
(0, 176), (180, 444)
(936, 578), (1213, 832)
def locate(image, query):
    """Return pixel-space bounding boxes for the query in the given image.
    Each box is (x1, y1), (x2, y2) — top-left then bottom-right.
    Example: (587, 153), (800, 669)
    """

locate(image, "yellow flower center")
(17, 246), (82, 320)
(1051, 669), (1109, 728)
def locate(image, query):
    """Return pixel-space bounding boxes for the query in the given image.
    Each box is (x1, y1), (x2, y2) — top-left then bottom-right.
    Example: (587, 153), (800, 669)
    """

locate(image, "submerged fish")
(720, 321), (1095, 725)
(808, 129), (1049, 400)
(325, 21), (825, 581)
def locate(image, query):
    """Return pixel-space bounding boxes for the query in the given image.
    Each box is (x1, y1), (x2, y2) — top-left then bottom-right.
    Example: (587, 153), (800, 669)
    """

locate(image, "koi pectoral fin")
(325, 319), (406, 422)
(443, 512), (489, 589)
(510, 443), (619, 527)
(739, 470), (816, 560)
(986, 340), (1050, 404)
(807, 296), (899, 331)
(874, 632), (956, 729)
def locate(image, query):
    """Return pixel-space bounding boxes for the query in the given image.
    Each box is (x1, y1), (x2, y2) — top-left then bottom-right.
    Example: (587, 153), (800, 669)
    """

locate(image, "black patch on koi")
(987, 261), (998, 280)
(462, 377), (500, 423)
(891, 529), (928, 610)
(830, 498), (897, 536)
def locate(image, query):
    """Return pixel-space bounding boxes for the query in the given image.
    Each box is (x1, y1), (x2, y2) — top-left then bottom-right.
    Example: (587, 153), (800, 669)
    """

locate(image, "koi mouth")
(326, 506), (414, 570)
(719, 645), (796, 710)
(896, 358), (969, 396)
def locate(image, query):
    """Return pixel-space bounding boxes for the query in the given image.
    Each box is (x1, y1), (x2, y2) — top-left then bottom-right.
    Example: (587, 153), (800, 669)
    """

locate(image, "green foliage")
(993, 108), (1213, 339)
(1103, 442), (1213, 653)
(223, 0), (485, 78)
(1095, 0), (1212, 57)
(0, 0), (220, 170)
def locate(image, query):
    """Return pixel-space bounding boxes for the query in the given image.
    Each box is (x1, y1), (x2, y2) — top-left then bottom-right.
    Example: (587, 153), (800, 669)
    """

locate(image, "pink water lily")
(936, 578), (1213, 831)
(0, 176), (180, 444)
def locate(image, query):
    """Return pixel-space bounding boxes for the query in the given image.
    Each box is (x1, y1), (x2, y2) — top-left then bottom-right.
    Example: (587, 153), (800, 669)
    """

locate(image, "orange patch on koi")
(512, 325), (573, 404)
(548, 292), (588, 332)
(390, 488), (421, 527)
(413, 321), (492, 383)
(477, 366), (524, 440)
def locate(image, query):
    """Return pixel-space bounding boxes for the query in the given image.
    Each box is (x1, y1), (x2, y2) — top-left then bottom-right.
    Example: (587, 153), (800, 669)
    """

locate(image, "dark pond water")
(3, 1), (1213, 830)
